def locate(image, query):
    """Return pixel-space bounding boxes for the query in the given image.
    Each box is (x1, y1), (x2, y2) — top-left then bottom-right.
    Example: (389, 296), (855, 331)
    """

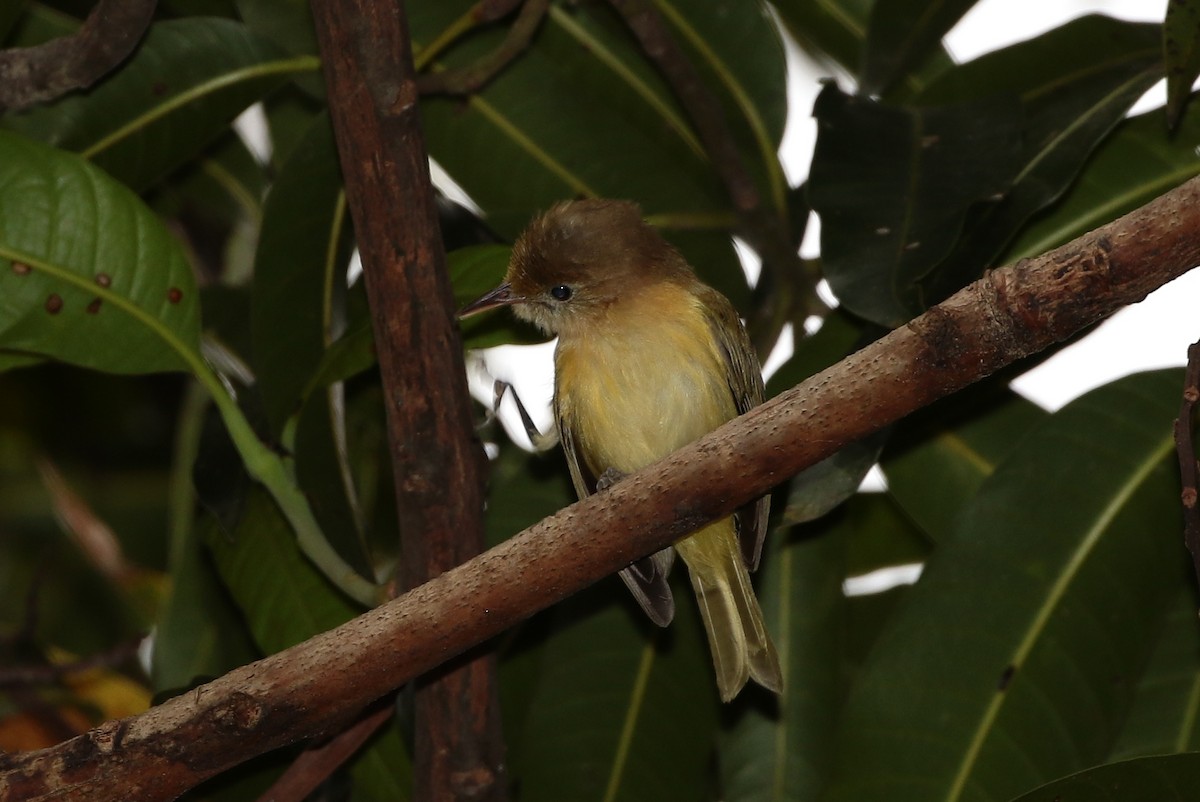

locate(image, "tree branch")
(0, 0), (157, 112)
(3, 176), (1200, 800)
(309, 0), (504, 800)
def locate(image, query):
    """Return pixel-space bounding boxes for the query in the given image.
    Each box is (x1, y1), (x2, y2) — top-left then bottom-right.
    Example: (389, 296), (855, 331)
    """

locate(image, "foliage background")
(1, 0), (1199, 800)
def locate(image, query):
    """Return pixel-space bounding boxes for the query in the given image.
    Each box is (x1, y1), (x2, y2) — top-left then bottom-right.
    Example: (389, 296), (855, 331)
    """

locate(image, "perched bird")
(460, 199), (782, 701)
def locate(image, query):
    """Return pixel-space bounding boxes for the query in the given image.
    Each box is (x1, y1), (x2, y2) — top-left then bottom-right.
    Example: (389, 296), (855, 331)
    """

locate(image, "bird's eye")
(550, 285), (572, 301)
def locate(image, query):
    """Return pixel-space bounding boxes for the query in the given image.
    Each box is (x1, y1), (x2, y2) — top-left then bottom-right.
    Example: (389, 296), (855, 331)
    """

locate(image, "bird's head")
(458, 199), (689, 337)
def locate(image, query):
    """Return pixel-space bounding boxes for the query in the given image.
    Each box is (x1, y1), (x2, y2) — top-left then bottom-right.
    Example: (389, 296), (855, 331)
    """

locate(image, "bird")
(459, 198), (782, 701)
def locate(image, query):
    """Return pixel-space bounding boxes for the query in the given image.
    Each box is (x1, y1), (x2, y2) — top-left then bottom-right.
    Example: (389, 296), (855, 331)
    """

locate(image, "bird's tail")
(678, 524), (782, 702)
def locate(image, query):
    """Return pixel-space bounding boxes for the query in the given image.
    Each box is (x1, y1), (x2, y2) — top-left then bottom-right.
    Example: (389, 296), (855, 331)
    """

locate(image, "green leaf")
(0, 131), (201, 374)
(811, 16), (1163, 325)
(781, 429), (886, 525)
(768, 0), (872, 75)
(861, 0), (979, 95)
(882, 387), (1047, 542)
(347, 721), (412, 802)
(411, 0), (787, 299)
(513, 581), (720, 802)
(720, 508), (848, 802)
(251, 112), (350, 434)
(206, 486), (363, 654)
(770, 0), (953, 96)
(1008, 753), (1200, 802)
(152, 512), (262, 692)
(5, 18), (311, 191)
(1164, 0), (1200, 128)
(827, 370), (1185, 802)
(809, 83), (1023, 326)
(1002, 102), (1200, 263)
(1109, 584), (1200, 759)
(915, 16), (1162, 297)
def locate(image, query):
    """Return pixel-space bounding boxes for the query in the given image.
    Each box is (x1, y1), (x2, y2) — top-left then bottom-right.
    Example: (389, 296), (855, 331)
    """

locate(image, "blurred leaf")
(720, 509), (847, 802)
(251, 112), (350, 434)
(513, 578), (720, 802)
(1003, 102), (1200, 263)
(827, 370), (1184, 802)
(882, 387), (1047, 541)
(812, 16), (1163, 325)
(348, 721), (412, 802)
(411, 0), (786, 300)
(915, 16), (1162, 300)
(0, 131), (201, 374)
(1109, 583), (1200, 759)
(1165, 0), (1200, 128)
(1009, 753), (1200, 802)
(769, 0), (953, 96)
(842, 493), (931, 579)
(781, 428), (886, 525)
(0, 0), (26, 42)
(861, 0), (978, 95)
(205, 487), (362, 654)
(5, 18), (307, 191)
(768, 0), (871, 75)
(809, 83), (1023, 326)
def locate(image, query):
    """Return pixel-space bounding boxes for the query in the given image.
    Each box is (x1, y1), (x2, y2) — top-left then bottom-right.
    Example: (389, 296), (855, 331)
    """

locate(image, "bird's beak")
(457, 282), (520, 319)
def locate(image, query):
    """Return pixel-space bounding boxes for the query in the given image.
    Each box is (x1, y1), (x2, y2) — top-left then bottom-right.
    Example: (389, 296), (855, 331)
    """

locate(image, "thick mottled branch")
(0, 0), (157, 112)
(1175, 340), (1200, 587)
(310, 0), (503, 799)
(3, 176), (1200, 801)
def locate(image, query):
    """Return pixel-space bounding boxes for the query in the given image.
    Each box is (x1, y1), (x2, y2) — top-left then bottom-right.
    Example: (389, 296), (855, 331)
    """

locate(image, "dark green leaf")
(412, 0), (787, 298)
(861, 0), (978, 95)
(0, 132), (201, 374)
(916, 16), (1162, 297)
(1009, 754), (1200, 802)
(827, 370), (1185, 802)
(782, 429), (886, 525)
(720, 511), (847, 802)
(769, 0), (872, 75)
(1002, 102), (1200, 263)
(809, 83), (1023, 326)
(770, 0), (953, 96)
(1109, 583), (1200, 759)
(6, 18), (306, 191)
(347, 720), (412, 802)
(251, 112), (350, 434)
(513, 580), (720, 802)
(152, 513), (261, 692)
(205, 487), (362, 654)
(882, 387), (1047, 541)
(1164, 0), (1200, 127)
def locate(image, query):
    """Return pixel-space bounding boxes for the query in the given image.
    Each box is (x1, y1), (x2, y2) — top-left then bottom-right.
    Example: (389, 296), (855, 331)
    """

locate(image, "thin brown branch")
(0, 639), (144, 687)
(0, 0), (157, 112)
(1175, 340), (1200, 590)
(416, 0), (550, 95)
(309, 0), (504, 800)
(3, 175), (1200, 801)
(256, 702), (394, 802)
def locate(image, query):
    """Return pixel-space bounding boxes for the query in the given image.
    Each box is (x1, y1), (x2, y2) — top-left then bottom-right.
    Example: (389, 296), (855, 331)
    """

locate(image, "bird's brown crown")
(504, 199), (694, 335)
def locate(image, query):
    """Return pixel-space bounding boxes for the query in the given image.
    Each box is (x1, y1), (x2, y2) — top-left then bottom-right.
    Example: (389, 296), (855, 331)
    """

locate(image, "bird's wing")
(699, 285), (770, 572)
(556, 388), (677, 626)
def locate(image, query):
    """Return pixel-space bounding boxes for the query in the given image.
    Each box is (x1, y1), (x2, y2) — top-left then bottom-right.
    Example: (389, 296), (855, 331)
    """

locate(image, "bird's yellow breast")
(554, 281), (736, 478)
